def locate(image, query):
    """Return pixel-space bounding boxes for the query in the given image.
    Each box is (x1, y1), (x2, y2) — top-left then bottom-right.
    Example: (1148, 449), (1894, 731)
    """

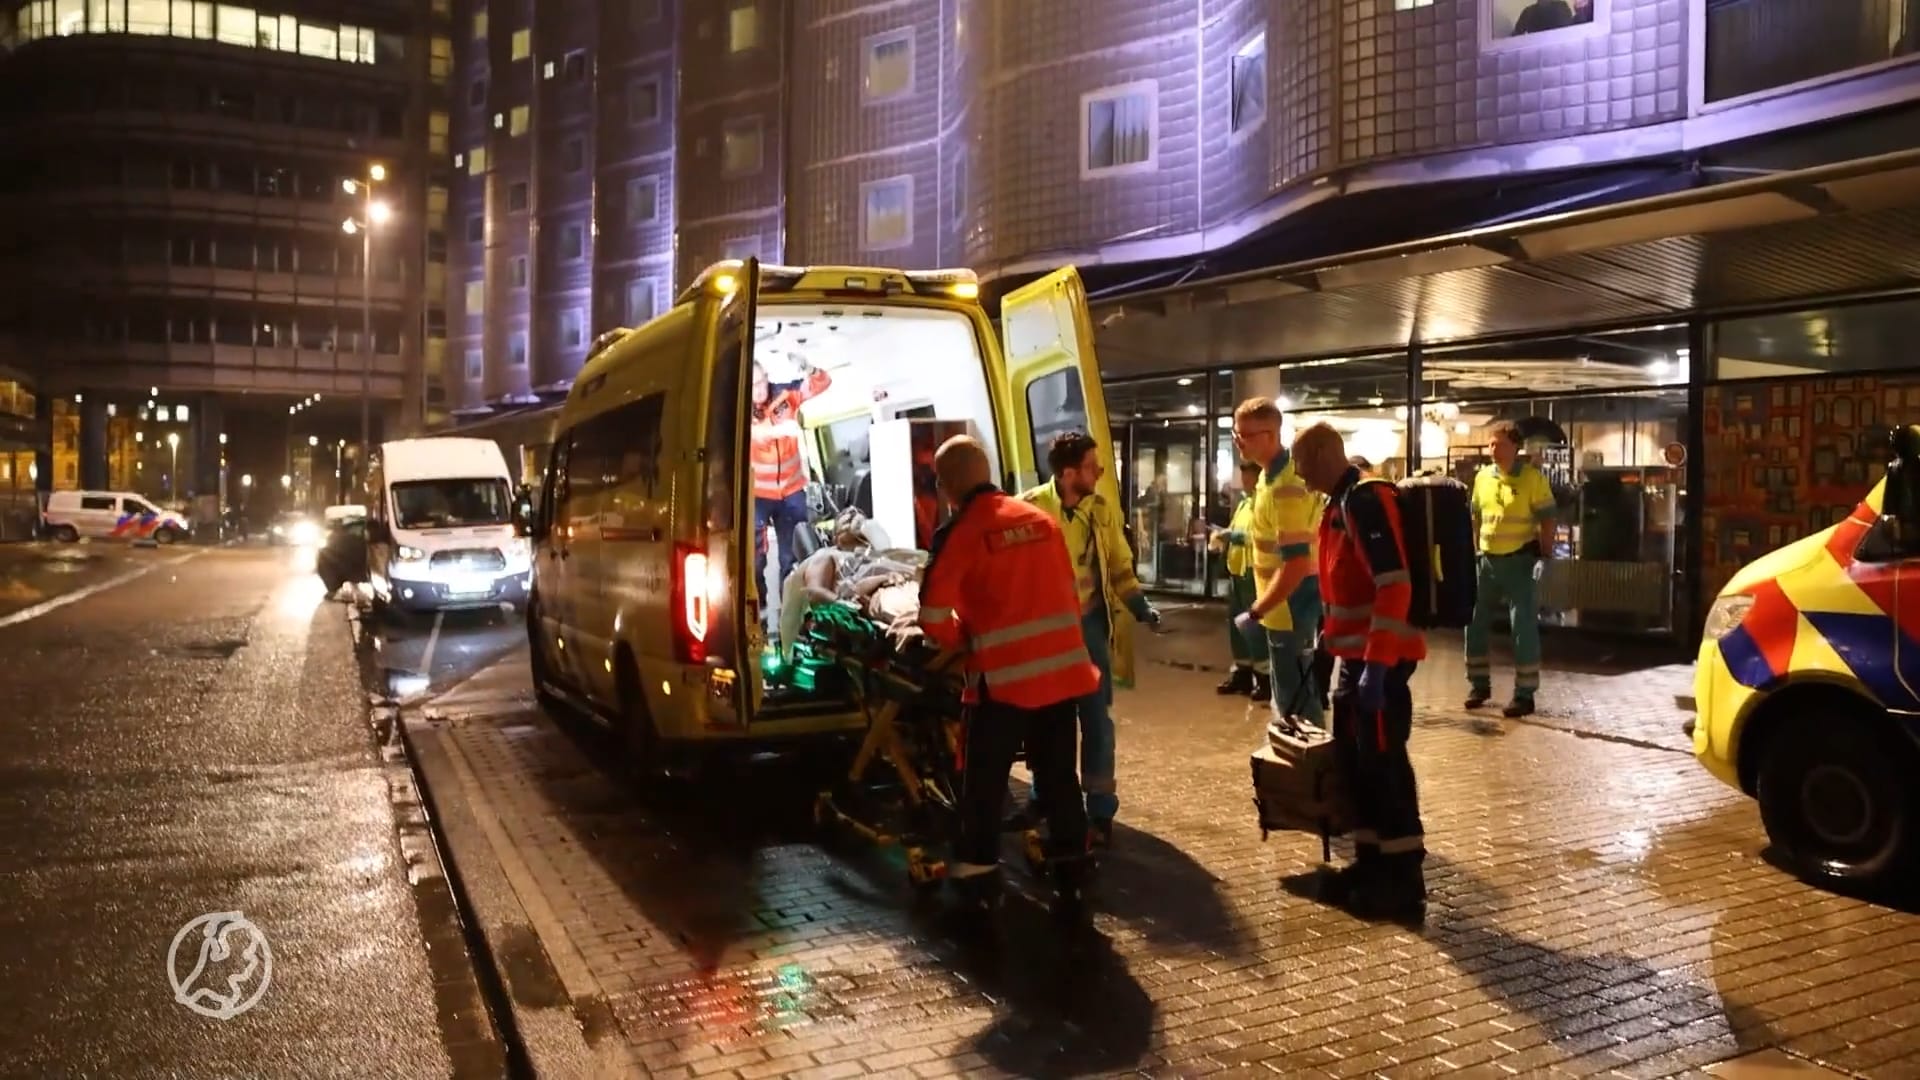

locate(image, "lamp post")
(343, 163), (389, 499)
(166, 432), (180, 502)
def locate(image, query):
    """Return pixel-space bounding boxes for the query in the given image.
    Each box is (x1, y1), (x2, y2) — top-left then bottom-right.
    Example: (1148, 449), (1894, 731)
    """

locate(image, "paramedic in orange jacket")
(1293, 422), (1429, 923)
(751, 359), (831, 593)
(917, 435), (1098, 916)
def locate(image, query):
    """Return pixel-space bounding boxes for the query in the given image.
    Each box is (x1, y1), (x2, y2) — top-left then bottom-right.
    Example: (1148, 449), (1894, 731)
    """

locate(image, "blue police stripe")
(1717, 623), (1777, 691)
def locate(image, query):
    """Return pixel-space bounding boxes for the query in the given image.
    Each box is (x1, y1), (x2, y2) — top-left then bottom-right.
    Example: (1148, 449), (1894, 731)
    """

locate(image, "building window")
(543, 59), (556, 79)
(564, 51), (587, 81)
(1230, 32), (1266, 137)
(509, 105), (530, 136)
(721, 116), (763, 177)
(560, 222), (585, 260)
(464, 347), (482, 379)
(626, 78), (660, 125)
(728, 1), (758, 53)
(511, 256), (528, 287)
(509, 330), (528, 367)
(508, 181), (528, 211)
(472, 12), (486, 39)
(562, 136), (585, 173)
(1395, 0), (1434, 8)
(625, 176), (659, 224)
(468, 77), (486, 106)
(860, 176), (912, 251)
(863, 29), (913, 102)
(464, 279), (484, 314)
(511, 28), (531, 60)
(468, 147), (489, 175)
(1081, 82), (1157, 178)
(466, 214), (483, 243)
(626, 279), (657, 324)
(560, 309), (584, 347)
(1487, 0), (1602, 44)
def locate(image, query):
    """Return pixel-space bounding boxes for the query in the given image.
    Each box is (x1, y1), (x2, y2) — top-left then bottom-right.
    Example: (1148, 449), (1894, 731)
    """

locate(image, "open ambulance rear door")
(996, 267), (1124, 509)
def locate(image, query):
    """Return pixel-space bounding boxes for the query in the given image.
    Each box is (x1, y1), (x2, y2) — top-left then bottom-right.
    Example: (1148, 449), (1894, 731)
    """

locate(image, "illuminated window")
(471, 11), (485, 38)
(860, 176), (912, 251)
(727, 1), (756, 52)
(464, 280), (484, 315)
(511, 28), (530, 60)
(864, 30), (913, 101)
(509, 105), (530, 136)
(1486, 0), (1603, 43)
(128, 0), (168, 34)
(720, 116), (762, 177)
(430, 36), (451, 79)
(467, 147), (488, 175)
(1082, 82), (1157, 177)
(1395, 0), (1434, 7)
(299, 21), (338, 60)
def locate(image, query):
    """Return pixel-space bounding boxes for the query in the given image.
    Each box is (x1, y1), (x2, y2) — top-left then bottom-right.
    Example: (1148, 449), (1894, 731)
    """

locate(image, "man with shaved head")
(1292, 422), (1430, 923)
(917, 435), (1098, 920)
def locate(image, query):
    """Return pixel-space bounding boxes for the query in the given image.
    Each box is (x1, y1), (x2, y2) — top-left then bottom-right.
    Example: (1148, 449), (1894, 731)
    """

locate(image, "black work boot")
(1216, 666), (1253, 695)
(1503, 697), (1536, 718)
(1314, 843), (1381, 907)
(1347, 855), (1428, 925)
(1249, 671), (1272, 702)
(1049, 855), (1093, 922)
(1465, 688), (1492, 709)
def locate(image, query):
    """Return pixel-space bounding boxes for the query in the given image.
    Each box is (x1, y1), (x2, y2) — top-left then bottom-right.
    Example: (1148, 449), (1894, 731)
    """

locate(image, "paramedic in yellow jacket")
(1230, 397), (1326, 728)
(1016, 430), (1160, 849)
(1466, 420), (1558, 718)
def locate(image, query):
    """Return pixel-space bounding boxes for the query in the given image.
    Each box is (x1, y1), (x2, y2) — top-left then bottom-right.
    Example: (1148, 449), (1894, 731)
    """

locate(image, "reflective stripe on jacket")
(750, 369), (832, 500)
(1319, 468), (1427, 665)
(1249, 450), (1320, 632)
(1019, 480), (1147, 688)
(1471, 462), (1555, 555)
(919, 485), (1100, 709)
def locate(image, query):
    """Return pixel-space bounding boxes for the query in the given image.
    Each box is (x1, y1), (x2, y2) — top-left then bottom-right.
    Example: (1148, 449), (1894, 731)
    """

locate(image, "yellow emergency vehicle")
(1691, 424), (1920, 890)
(522, 260), (1122, 777)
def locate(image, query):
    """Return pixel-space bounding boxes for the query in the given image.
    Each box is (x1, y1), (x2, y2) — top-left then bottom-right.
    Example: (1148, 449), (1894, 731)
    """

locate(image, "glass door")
(1129, 419), (1210, 595)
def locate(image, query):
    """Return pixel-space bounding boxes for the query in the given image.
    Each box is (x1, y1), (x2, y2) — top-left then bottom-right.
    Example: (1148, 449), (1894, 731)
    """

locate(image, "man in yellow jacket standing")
(1230, 397), (1326, 729)
(1214, 459), (1272, 700)
(1016, 430), (1159, 848)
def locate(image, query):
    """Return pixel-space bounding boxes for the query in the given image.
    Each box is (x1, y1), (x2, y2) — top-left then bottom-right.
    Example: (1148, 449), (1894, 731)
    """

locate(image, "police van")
(1691, 424), (1920, 890)
(524, 260), (1121, 774)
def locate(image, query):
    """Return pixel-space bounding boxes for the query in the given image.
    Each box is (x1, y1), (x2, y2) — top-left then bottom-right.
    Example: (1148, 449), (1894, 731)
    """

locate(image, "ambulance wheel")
(613, 649), (663, 777)
(1757, 711), (1917, 890)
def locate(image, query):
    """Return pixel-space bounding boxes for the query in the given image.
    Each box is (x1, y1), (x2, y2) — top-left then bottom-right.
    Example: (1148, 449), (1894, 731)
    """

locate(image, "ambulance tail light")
(672, 543), (710, 664)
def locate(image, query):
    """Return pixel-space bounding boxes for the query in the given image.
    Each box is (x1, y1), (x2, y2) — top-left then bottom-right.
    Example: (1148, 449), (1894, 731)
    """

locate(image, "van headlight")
(396, 545), (427, 562)
(1702, 594), (1754, 641)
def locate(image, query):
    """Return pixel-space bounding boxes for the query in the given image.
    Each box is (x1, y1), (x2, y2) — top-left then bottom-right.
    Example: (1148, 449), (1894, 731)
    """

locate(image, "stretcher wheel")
(1022, 829), (1047, 871)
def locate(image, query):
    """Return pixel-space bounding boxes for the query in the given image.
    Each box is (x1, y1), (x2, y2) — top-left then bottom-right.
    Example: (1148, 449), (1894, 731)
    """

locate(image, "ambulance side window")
(1026, 369), (1087, 482)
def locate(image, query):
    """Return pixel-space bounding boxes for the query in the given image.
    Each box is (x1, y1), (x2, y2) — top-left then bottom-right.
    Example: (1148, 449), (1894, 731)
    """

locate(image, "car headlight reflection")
(396, 545), (427, 562)
(1702, 594), (1754, 641)
(289, 521), (320, 546)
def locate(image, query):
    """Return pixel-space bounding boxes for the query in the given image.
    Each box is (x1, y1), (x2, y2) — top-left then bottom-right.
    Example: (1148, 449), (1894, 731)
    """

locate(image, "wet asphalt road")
(0, 541), (169, 621)
(0, 544), (478, 1078)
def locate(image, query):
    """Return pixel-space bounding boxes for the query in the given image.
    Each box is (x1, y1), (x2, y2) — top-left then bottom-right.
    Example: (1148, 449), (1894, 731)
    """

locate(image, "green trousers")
(1465, 552), (1541, 699)
(1226, 572), (1270, 673)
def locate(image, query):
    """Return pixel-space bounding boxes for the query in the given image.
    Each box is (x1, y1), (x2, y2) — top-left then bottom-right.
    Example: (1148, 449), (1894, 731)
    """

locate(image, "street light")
(241, 473), (253, 489)
(281, 474), (291, 490)
(308, 435), (319, 447)
(166, 431), (180, 499)
(343, 165), (390, 496)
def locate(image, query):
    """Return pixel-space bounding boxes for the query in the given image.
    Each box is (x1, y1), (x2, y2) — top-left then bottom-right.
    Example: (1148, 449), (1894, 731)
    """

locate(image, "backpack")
(1345, 474), (1477, 630)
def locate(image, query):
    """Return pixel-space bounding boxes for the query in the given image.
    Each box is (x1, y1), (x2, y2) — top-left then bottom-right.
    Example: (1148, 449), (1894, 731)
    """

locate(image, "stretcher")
(802, 601), (1051, 893)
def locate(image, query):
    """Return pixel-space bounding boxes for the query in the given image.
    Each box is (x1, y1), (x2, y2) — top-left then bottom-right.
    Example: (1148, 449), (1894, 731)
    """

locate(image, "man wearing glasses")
(1231, 398), (1326, 728)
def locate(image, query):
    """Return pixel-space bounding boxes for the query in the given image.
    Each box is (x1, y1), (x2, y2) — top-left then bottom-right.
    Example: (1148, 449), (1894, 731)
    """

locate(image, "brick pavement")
(405, 627), (1920, 1080)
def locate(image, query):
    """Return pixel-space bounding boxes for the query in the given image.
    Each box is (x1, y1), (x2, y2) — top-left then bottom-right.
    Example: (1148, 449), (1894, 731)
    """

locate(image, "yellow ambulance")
(1691, 424), (1920, 890)
(522, 260), (1124, 777)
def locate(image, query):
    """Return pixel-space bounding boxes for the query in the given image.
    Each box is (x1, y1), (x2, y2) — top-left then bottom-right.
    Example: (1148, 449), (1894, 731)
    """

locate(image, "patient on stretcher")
(776, 508), (928, 661)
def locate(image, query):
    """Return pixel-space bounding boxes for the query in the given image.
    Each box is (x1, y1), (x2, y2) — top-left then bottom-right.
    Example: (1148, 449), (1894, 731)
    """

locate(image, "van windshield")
(392, 478), (512, 529)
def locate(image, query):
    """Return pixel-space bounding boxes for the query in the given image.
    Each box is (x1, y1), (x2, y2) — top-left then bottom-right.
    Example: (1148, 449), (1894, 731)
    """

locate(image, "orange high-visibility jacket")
(918, 484), (1100, 709)
(750, 369), (832, 500)
(1318, 469), (1428, 666)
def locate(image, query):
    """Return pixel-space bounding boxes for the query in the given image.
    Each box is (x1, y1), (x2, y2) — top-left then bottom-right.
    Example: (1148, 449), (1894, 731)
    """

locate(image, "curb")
(400, 706), (628, 1079)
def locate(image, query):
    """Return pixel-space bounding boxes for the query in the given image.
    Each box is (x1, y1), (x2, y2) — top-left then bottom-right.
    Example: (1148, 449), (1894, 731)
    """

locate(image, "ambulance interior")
(750, 303), (1002, 705)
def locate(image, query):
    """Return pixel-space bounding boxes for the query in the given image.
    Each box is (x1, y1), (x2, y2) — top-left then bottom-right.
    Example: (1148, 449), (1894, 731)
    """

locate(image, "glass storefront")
(1100, 295), (1920, 640)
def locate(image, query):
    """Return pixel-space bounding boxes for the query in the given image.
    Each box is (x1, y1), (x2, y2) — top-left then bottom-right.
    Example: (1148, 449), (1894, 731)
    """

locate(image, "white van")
(43, 490), (191, 544)
(364, 438), (534, 617)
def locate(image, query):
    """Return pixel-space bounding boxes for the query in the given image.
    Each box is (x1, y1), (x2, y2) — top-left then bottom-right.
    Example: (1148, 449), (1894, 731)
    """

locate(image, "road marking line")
(419, 612), (445, 678)
(0, 551), (198, 630)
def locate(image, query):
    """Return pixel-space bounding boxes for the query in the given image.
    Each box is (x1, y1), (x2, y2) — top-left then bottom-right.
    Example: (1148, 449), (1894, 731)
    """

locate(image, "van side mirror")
(514, 488), (540, 538)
